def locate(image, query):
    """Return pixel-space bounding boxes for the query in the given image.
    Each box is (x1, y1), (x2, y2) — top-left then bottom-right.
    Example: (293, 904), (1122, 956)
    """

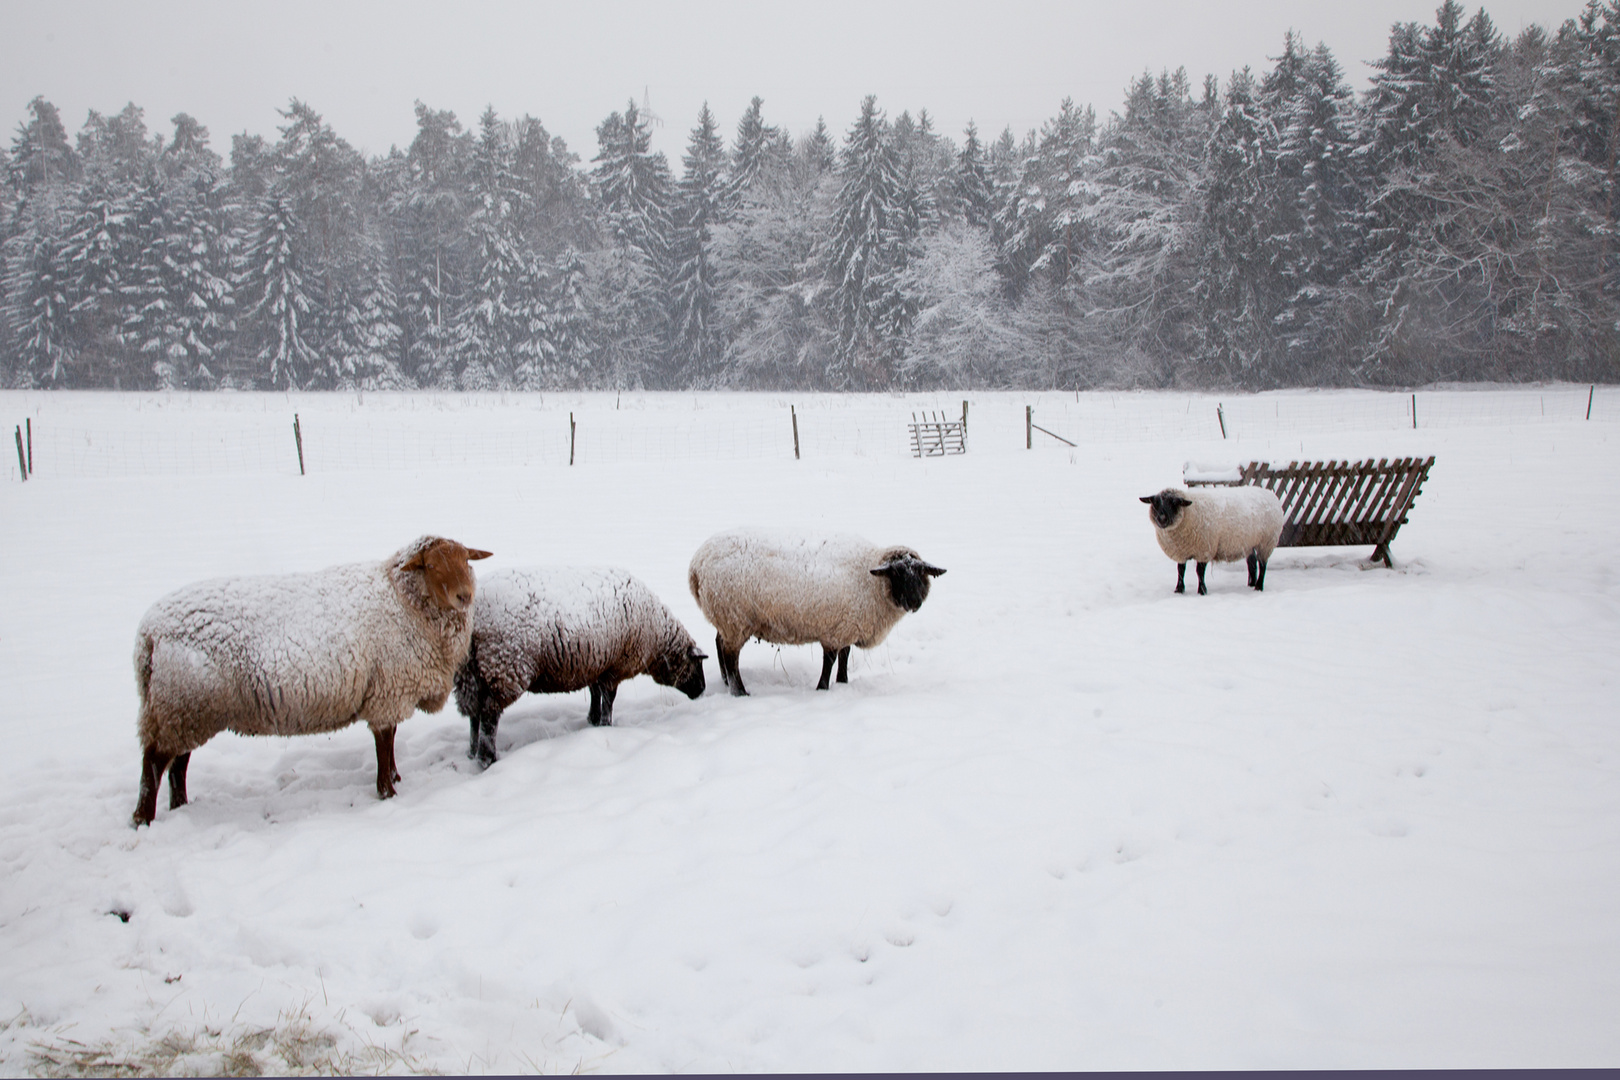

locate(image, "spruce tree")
(241, 188), (318, 389)
(590, 99), (674, 388)
(670, 103), (728, 385)
(824, 95), (909, 388)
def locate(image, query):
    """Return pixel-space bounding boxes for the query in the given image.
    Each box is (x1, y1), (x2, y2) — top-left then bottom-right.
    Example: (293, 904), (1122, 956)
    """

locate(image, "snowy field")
(0, 386), (1616, 1074)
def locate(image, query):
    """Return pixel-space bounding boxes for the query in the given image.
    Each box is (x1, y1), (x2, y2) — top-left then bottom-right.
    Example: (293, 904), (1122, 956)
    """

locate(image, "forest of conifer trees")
(4, 0), (1618, 392)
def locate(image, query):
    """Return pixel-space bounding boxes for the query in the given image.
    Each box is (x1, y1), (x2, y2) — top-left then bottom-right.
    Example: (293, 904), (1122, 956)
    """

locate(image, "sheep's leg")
(471, 711), (500, 768)
(721, 640), (748, 697)
(166, 753), (191, 810)
(1196, 562), (1208, 595)
(1175, 562), (1187, 594)
(715, 633), (731, 688)
(836, 646), (850, 684)
(588, 680), (619, 727)
(1247, 550), (1259, 587)
(817, 648), (836, 690)
(373, 726), (399, 800)
(1255, 557), (1268, 591)
(133, 745), (173, 827)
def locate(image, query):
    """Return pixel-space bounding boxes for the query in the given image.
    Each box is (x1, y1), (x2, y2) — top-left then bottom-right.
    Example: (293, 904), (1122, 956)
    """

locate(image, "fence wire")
(3, 386), (1613, 481)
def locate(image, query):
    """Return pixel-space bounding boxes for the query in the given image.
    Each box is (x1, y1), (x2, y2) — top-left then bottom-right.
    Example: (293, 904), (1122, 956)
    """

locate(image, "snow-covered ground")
(0, 387), (1616, 1074)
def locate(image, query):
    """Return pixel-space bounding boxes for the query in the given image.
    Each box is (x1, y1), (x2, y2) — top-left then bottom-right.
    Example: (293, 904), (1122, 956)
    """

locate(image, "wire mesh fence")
(3, 385), (1613, 481)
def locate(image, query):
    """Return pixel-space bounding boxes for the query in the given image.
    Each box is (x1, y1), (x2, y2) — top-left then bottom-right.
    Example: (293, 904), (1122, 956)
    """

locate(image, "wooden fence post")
(1589, 384), (1595, 421)
(1026, 406), (1032, 449)
(1412, 393), (1417, 430)
(1217, 404), (1227, 439)
(570, 413), (576, 466)
(14, 426), (26, 481)
(293, 414), (305, 475)
(961, 400), (969, 435)
(25, 418), (31, 475)
(791, 405), (800, 460)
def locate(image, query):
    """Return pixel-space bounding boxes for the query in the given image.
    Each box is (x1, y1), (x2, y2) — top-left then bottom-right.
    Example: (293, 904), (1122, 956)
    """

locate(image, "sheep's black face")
(1141, 491), (1192, 530)
(871, 555), (946, 613)
(654, 643), (708, 699)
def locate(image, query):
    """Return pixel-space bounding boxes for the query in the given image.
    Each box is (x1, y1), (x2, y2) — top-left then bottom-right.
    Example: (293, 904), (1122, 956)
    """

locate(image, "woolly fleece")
(455, 566), (703, 709)
(688, 529), (927, 653)
(135, 535), (476, 756)
(1147, 485), (1285, 566)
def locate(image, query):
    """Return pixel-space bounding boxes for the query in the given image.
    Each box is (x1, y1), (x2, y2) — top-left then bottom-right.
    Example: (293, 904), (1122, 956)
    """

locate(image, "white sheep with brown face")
(131, 535), (493, 826)
(1140, 486), (1284, 595)
(453, 566), (708, 767)
(688, 529), (946, 696)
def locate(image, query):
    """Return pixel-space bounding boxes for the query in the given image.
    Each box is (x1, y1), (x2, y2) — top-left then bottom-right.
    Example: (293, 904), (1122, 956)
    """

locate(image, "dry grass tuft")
(20, 1002), (434, 1077)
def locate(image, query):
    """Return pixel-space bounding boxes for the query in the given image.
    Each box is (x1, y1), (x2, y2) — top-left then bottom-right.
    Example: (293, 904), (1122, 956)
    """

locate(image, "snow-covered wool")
(131, 536), (494, 826)
(453, 567), (707, 765)
(688, 528), (946, 696)
(1140, 486), (1285, 595)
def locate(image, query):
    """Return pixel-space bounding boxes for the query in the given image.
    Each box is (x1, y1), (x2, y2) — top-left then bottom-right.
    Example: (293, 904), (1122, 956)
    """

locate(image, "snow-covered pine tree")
(1077, 69), (1212, 383)
(240, 187), (318, 389)
(1256, 36), (1364, 383)
(1356, 1), (1507, 382)
(953, 122), (995, 230)
(590, 99), (674, 388)
(125, 174), (232, 388)
(547, 246), (593, 387)
(327, 226), (405, 389)
(2, 97), (78, 385)
(669, 103), (728, 386)
(58, 169), (138, 386)
(823, 95), (909, 389)
(2, 206), (72, 386)
(804, 117), (836, 178)
(394, 102), (471, 387)
(725, 97), (779, 212)
(454, 106), (531, 389)
(121, 117), (235, 390)
(1193, 68), (1280, 386)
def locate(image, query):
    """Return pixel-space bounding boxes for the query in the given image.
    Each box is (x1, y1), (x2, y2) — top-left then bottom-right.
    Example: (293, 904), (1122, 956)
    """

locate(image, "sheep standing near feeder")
(1140, 486), (1284, 595)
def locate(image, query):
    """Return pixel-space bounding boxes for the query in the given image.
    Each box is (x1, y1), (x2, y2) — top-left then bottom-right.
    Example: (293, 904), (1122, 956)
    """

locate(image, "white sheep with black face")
(1140, 486), (1285, 595)
(688, 529), (946, 696)
(453, 566), (707, 767)
(131, 535), (493, 826)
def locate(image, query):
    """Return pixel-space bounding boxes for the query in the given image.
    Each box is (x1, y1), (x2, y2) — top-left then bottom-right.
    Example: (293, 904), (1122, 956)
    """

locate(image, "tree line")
(4, 0), (1618, 393)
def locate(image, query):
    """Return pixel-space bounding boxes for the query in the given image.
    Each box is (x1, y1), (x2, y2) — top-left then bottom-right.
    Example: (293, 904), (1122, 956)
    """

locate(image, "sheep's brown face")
(870, 553), (946, 613)
(405, 539), (493, 612)
(1140, 491), (1192, 530)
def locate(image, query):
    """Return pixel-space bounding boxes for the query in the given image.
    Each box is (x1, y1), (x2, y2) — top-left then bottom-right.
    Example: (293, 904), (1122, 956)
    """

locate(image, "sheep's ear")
(689, 646), (709, 661)
(402, 552), (427, 572)
(1173, 495), (1192, 507)
(1139, 496), (1155, 504)
(869, 566), (891, 577)
(466, 548), (494, 561)
(922, 563), (946, 577)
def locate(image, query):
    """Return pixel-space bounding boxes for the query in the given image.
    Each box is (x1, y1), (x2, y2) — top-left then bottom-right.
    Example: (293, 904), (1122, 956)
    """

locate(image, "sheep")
(1140, 485), (1285, 595)
(688, 529), (946, 696)
(453, 567), (707, 766)
(131, 535), (493, 826)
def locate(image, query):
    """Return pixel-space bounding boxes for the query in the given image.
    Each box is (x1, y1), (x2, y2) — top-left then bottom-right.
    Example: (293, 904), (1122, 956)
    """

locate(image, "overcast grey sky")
(0, 0), (1589, 165)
